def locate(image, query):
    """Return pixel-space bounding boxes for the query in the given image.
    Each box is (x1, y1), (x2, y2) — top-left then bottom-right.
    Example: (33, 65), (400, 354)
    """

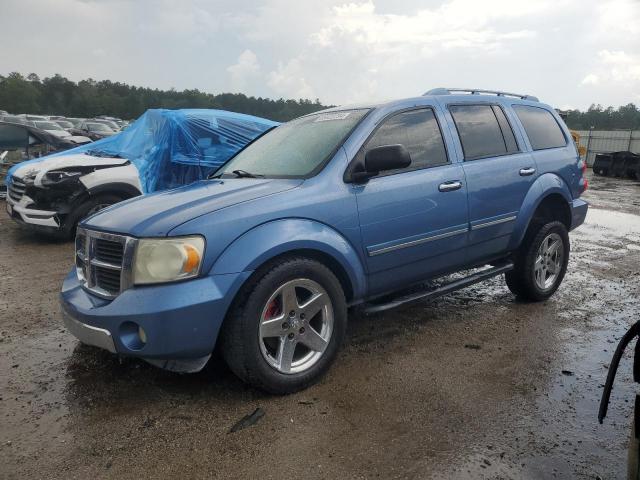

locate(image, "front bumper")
(6, 195), (60, 228)
(60, 268), (251, 372)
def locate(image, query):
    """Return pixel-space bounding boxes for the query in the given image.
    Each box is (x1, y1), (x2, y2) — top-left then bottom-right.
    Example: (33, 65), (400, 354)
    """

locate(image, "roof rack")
(424, 88), (539, 102)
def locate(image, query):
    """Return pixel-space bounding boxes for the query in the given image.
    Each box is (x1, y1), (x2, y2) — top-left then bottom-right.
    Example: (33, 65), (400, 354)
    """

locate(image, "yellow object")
(571, 130), (587, 157)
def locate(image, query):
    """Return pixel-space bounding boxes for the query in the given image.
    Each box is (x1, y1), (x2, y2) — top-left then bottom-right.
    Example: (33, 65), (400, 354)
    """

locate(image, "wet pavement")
(1, 171), (639, 479)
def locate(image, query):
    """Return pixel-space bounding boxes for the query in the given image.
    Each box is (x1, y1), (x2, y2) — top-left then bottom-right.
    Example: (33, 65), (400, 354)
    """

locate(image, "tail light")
(580, 176), (588, 193)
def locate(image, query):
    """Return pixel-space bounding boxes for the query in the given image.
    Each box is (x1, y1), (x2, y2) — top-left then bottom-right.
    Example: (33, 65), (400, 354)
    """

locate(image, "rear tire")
(505, 221), (570, 302)
(221, 256), (347, 394)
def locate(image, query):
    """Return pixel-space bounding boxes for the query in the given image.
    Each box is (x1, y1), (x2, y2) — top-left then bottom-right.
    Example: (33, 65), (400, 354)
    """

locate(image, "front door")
(352, 107), (469, 296)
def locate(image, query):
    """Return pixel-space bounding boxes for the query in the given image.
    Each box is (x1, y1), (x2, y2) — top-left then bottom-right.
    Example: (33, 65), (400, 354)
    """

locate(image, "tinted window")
(450, 105), (511, 160)
(0, 123), (29, 148)
(492, 105), (518, 153)
(513, 105), (566, 150)
(365, 108), (448, 175)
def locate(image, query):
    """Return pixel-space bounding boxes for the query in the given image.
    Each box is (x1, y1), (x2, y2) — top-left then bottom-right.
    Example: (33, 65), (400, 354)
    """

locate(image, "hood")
(67, 135), (92, 144)
(46, 129), (71, 138)
(11, 153), (129, 187)
(82, 178), (303, 237)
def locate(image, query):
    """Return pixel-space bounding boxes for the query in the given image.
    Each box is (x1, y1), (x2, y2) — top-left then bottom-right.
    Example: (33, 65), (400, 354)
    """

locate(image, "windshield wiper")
(208, 169), (264, 180)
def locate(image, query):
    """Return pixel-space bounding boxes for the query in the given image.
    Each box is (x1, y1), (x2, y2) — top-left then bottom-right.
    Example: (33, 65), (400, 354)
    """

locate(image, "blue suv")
(61, 88), (588, 394)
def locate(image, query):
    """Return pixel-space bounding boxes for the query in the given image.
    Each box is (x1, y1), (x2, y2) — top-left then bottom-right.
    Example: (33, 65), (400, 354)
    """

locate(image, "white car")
(6, 152), (142, 238)
(33, 120), (92, 145)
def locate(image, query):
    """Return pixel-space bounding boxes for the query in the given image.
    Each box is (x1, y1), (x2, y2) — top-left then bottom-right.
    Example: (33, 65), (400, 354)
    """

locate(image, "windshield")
(35, 121), (63, 130)
(215, 109), (368, 178)
(87, 123), (114, 132)
(56, 121), (73, 128)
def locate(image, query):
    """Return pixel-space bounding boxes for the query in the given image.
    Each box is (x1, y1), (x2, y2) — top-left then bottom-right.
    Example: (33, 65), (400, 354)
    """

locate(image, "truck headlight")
(133, 236), (205, 285)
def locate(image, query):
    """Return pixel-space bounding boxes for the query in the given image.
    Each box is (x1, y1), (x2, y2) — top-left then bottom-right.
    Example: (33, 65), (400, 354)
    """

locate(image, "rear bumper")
(60, 268), (251, 371)
(570, 198), (588, 231)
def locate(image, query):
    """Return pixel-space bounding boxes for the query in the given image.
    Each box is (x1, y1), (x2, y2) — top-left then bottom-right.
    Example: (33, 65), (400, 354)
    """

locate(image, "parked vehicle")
(0, 121), (85, 198)
(32, 120), (92, 145)
(53, 119), (75, 131)
(70, 121), (117, 140)
(90, 118), (120, 132)
(0, 115), (35, 127)
(65, 117), (86, 127)
(6, 109), (277, 238)
(60, 89), (588, 394)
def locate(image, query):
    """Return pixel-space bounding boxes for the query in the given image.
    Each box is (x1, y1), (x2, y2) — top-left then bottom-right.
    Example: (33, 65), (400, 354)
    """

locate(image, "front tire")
(61, 194), (124, 239)
(505, 221), (570, 301)
(221, 256), (347, 394)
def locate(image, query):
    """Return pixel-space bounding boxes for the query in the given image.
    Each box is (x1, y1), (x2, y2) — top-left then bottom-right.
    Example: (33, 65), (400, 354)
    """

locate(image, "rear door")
(445, 103), (537, 263)
(352, 106), (469, 295)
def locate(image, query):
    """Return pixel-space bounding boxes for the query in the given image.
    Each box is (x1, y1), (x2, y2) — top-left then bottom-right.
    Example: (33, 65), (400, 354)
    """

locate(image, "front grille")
(95, 238), (125, 264)
(76, 229), (134, 299)
(7, 176), (26, 203)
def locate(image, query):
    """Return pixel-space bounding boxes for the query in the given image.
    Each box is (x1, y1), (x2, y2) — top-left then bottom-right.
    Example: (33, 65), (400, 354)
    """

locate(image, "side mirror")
(365, 144), (411, 175)
(346, 144), (412, 184)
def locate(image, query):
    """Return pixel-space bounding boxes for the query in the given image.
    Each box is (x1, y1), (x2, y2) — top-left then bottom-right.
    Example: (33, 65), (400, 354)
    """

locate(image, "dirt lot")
(1, 171), (639, 479)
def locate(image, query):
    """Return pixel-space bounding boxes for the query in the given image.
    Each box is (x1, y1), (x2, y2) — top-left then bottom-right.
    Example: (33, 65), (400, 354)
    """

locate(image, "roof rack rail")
(424, 88), (539, 102)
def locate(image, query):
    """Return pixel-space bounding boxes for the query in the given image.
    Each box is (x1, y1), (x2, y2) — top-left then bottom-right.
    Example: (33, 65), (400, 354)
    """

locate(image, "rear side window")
(449, 105), (518, 160)
(513, 105), (566, 150)
(366, 108), (448, 174)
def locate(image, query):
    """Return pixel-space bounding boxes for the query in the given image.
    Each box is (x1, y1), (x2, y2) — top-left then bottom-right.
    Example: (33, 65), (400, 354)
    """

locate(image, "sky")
(1, 0), (639, 110)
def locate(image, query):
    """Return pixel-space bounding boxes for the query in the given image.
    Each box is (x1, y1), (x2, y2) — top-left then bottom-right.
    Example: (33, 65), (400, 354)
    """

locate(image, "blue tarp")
(6, 109), (279, 193)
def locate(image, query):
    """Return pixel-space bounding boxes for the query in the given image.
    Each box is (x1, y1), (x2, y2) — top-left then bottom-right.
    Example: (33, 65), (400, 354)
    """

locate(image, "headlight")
(41, 170), (83, 186)
(133, 236), (205, 285)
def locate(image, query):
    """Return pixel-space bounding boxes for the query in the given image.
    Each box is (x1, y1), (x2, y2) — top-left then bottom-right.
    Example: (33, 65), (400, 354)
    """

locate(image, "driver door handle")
(519, 167), (536, 176)
(438, 181), (462, 192)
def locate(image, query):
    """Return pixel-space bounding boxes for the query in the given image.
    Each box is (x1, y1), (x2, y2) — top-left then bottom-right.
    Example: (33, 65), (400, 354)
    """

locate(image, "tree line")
(2, 72), (640, 129)
(0, 72), (328, 122)
(562, 103), (640, 130)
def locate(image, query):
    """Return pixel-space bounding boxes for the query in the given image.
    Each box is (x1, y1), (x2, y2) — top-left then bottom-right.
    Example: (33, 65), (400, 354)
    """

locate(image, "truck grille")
(7, 176), (26, 203)
(76, 228), (135, 298)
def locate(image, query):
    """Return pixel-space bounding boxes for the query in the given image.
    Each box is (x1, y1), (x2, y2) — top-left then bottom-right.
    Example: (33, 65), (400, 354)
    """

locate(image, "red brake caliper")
(265, 298), (280, 319)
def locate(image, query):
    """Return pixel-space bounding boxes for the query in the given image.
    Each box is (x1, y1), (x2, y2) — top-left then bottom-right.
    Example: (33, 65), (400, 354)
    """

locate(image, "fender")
(509, 173), (573, 250)
(210, 218), (367, 302)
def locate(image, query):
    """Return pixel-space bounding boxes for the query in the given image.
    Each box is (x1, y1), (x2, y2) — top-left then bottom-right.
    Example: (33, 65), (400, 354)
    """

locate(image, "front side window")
(365, 108), (448, 176)
(449, 104), (518, 160)
(513, 105), (567, 150)
(216, 109), (369, 178)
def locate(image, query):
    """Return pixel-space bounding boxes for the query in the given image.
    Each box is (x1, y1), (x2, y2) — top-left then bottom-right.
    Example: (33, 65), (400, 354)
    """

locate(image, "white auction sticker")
(313, 112), (351, 122)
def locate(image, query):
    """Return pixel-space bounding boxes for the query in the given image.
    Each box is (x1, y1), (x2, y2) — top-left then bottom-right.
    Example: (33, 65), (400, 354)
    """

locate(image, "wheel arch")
(509, 173), (573, 250)
(210, 218), (367, 304)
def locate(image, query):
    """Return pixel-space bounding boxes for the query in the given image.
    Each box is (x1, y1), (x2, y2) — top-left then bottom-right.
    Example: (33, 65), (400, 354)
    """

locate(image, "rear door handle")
(519, 167), (536, 176)
(438, 181), (462, 192)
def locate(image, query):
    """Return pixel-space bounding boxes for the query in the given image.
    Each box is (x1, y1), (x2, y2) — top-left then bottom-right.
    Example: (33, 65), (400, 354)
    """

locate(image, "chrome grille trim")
(75, 228), (137, 299)
(8, 177), (26, 203)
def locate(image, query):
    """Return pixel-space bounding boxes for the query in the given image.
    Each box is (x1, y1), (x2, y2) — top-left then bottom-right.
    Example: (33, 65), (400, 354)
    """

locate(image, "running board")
(363, 262), (514, 314)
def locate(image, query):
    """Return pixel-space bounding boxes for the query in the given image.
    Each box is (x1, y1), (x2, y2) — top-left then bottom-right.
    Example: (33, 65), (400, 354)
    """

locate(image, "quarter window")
(513, 105), (567, 150)
(365, 108), (448, 175)
(449, 104), (518, 160)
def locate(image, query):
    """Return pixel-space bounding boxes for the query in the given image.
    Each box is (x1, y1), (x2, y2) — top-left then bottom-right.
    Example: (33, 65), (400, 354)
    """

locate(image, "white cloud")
(227, 50), (261, 92)
(267, 59), (315, 99)
(1, 0), (640, 109)
(581, 73), (600, 86)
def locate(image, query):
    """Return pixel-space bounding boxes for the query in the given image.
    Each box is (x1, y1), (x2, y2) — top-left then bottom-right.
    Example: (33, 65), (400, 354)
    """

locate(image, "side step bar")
(363, 262), (514, 314)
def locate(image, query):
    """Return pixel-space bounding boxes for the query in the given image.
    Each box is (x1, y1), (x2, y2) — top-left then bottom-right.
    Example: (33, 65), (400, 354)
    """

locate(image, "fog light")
(138, 326), (147, 344)
(119, 321), (146, 351)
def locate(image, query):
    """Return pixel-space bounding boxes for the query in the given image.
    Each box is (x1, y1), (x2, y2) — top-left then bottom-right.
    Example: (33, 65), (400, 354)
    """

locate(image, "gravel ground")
(1, 171), (639, 479)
